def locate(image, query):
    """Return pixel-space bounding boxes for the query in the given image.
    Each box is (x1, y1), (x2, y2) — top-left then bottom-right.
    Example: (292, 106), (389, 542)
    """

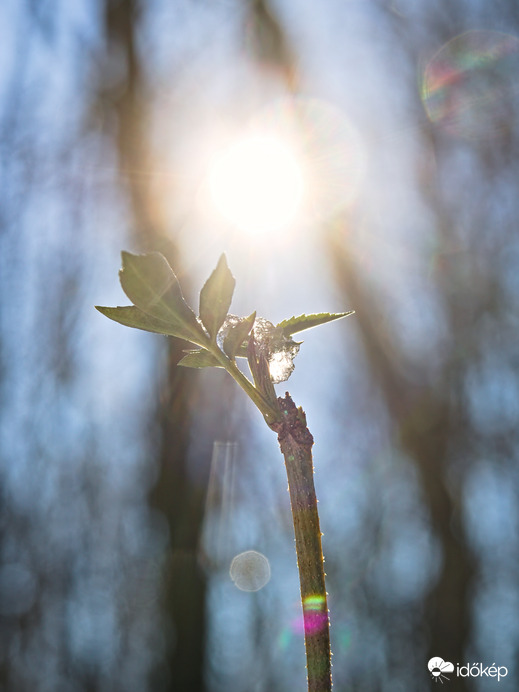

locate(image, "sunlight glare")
(208, 135), (304, 235)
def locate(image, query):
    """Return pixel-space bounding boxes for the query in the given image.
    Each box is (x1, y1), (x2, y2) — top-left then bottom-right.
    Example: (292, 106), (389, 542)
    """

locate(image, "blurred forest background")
(1, 1), (519, 691)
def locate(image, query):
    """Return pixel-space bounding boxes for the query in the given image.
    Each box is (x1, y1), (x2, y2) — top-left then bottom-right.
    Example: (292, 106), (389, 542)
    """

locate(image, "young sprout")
(96, 251), (353, 692)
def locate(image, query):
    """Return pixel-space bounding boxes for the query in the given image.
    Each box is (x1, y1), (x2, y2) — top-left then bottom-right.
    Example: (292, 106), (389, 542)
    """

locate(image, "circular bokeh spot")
(229, 550), (271, 592)
(422, 30), (519, 140)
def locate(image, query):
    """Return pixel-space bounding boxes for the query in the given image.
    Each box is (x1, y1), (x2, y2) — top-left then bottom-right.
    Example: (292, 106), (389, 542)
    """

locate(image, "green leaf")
(118, 251), (208, 345)
(199, 254), (236, 339)
(177, 349), (223, 369)
(96, 305), (172, 335)
(223, 312), (256, 358)
(277, 311), (354, 337)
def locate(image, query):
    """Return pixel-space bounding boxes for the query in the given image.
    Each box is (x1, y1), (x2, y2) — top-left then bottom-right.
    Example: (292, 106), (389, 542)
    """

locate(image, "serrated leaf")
(199, 254), (236, 339)
(177, 350), (223, 369)
(118, 251), (208, 345)
(277, 311), (354, 337)
(223, 312), (256, 358)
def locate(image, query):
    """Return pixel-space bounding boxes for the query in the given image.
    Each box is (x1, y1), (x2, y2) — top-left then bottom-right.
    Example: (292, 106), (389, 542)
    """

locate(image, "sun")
(208, 135), (304, 235)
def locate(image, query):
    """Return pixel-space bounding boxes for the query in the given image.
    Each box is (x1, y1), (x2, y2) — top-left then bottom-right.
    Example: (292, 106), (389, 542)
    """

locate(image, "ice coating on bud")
(253, 317), (301, 384)
(252, 316), (276, 342)
(217, 315), (301, 383)
(267, 342), (300, 383)
(217, 314), (242, 349)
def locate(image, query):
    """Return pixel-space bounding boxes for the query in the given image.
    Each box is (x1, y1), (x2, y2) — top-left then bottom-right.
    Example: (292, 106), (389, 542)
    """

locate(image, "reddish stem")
(270, 393), (332, 692)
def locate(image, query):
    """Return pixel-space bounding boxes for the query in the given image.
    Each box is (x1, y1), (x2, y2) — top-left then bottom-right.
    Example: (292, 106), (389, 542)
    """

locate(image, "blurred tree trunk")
(103, 1), (206, 689)
(326, 213), (474, 690)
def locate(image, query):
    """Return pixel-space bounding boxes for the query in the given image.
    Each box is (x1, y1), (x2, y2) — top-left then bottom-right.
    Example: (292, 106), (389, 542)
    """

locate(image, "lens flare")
(290, 595), (328, 635)
(422, 30), (519, 140)
(254, 98), (366, 222)
(302, 593), (328, 635)
(209, 135), (303, 235)
(205, 97), (365, 241)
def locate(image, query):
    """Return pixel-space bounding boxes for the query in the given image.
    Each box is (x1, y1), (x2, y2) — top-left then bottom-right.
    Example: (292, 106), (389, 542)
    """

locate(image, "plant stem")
(209, 344), (281, 425)
(270, 393), (332, 692)
(213, 341), (332, 689)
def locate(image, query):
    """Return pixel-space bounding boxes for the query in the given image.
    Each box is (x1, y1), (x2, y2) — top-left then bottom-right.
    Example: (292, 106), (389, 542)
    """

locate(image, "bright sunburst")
(208, 135), (304, 235)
